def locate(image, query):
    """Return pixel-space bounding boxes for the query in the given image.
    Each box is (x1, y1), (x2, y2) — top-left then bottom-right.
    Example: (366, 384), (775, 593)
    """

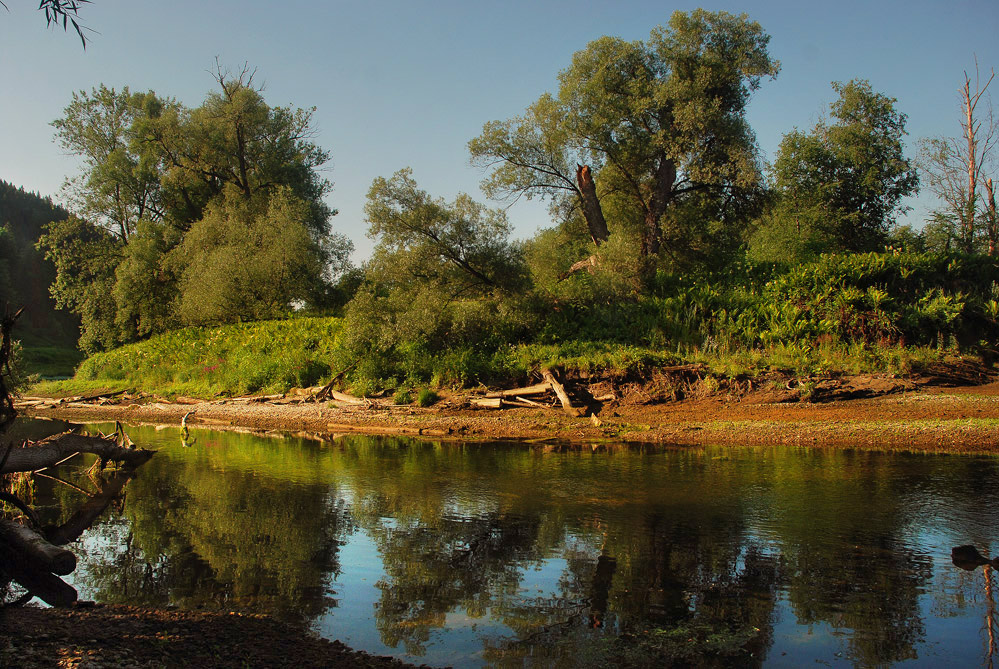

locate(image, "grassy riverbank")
(28, 321), (966, 403)
(28, 252), (999, 403)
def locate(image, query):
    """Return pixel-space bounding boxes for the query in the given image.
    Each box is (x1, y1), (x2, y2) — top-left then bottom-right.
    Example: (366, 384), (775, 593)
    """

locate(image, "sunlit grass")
(34, 317), (344, 398)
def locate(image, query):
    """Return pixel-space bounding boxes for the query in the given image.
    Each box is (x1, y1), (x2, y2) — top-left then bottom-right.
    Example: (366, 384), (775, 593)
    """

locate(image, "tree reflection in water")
(29, 428), (999, 667)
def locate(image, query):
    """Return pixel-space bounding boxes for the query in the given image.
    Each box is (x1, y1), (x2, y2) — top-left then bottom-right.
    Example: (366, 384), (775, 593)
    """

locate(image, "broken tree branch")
(1, 433), (153, 475)
(542, 369), (580, 417)
(557, 255), (599, 282)
(0, 519), (76, 575)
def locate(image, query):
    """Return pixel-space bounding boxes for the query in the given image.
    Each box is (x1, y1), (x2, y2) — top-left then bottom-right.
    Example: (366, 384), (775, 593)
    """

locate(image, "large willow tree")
(469, 10), (779, 270)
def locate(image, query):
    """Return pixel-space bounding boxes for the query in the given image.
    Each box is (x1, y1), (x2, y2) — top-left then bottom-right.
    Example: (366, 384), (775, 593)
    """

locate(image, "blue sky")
(1, 0), (997, 260)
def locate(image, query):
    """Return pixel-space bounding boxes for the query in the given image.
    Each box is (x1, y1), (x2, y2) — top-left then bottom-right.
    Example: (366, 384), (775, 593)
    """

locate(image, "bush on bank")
(37, 252), (999, 399)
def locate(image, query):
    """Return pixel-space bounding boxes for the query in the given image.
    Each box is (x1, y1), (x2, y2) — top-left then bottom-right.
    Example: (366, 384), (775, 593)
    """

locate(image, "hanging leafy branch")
(1, 0), (92, 48)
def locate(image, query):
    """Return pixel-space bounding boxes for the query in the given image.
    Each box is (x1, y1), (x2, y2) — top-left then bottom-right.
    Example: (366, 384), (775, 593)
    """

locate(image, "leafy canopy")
(758, 80), (919, 258)
(364, 168), (526, 297)
(41, 66), (349, 351)
(470, 9), (779, 262)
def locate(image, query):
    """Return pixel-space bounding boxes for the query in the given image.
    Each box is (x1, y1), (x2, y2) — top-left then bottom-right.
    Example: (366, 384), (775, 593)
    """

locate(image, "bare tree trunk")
(965, 74), (979, 249)
(575, 164), (609, 245)
(0, 519), (76, 575)
(0, 551), (77, 607)
(640, 157), (677, 257)
(960, 65), (996, 252)
(987, 177), (997, 257)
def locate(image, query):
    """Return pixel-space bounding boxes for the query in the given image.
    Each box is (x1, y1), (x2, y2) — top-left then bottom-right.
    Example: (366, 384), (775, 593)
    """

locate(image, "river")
(12, 420), (999, 667)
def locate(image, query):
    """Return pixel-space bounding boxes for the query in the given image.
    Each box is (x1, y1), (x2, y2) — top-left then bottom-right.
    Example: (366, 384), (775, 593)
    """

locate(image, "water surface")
(20, 421), (999, 667)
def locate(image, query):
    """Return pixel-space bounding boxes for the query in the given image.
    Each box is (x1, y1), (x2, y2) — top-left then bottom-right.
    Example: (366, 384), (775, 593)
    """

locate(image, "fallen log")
(659, 364), (707, 373)
(484, 383), (552, 399)
(542, 369), (580, 418)
(1, 433), (154, 475)
(470, 398), (503, 409)
(503, 399), (547, 409)
(325, 390), (371, 406)
(514, 396), (551, 408)
(73, 389), (128, 404)
(0, 519), (76, 575)
(0, 546), (77, 607)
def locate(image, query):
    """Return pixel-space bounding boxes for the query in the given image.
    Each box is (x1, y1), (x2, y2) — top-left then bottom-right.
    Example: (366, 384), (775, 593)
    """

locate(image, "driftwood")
(542, 369), (580, 417)
(1, 433), (153, 475)
(0, 519), (76, 575)
(325, 390), (370, 406)
(73, 389), (127, 404)
(311, 361), (360, 402)
(484, 383), (552, 399)
(470, 397), (503, 409)
(225, 394), (284, 404)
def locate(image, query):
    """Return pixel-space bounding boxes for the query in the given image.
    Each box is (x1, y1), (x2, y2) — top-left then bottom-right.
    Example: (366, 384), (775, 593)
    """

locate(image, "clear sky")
(1, 1), (997, 260)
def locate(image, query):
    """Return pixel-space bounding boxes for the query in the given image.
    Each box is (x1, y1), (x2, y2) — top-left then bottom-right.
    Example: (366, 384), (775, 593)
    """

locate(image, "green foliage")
(470, 9), (778, 265)
(756, 80), (919, 260)
(113, 219), (179, 338)
(71, 317), (342, 396)
(392, 388), (413, 405)
(43, 70), (351, 352)
(0, 181), (80, 350)
(416, 388), (439, 407)
(364, 168), (527, 295)
(171, 186), (326, 326)
(38, 216), (122, 353)
(335, 170), (533, 389)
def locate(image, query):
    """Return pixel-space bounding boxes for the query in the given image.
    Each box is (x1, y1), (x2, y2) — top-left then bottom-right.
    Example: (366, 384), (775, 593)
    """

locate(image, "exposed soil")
(0, 603), (420, 668)
(17, 358), (999, 453)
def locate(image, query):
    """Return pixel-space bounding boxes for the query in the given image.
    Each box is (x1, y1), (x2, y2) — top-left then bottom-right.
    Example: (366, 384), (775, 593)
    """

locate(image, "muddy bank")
(1, 603), (420, 668)
(18, 370), (999, 452)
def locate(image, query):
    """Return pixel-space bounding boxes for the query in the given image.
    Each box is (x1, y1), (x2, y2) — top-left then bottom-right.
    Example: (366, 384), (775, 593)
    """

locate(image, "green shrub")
(416, 389), (439, 407)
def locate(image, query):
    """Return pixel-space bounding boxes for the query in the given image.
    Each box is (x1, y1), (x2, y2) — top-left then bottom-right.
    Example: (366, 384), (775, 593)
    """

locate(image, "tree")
(145, 62), (337, 239)
(170, 186), (326, 326)
(364, 168), (525, 297)
(38, 216), (120, 352)
(919, 62), (996, 254)
(338, 170), (528, 375)
(469, 10), (779, 267)
(756, 80), (919, 259)
(52, 85), (171, 242)
(41, 67), (349, 350)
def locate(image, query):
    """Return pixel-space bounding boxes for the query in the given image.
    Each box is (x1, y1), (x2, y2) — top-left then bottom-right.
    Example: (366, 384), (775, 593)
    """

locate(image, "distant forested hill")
(0, 180), (80, 362)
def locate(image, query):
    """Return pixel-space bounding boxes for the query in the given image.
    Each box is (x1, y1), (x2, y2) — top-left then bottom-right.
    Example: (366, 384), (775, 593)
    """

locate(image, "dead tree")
(0, 303), (153, 607)
(960, 62), (996, 250)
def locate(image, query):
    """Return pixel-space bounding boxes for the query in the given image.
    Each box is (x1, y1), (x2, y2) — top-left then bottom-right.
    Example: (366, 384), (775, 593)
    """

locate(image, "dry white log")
(470, 398), (503, 409)
(484, 383), (552, 398)
(542, 369), (580, 417)
(326, 390), (370, 406)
